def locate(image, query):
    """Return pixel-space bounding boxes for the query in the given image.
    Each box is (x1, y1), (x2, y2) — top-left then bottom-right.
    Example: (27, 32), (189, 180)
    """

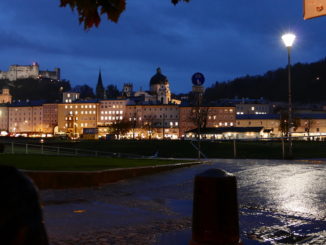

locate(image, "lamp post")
(281, 33), (296, 158)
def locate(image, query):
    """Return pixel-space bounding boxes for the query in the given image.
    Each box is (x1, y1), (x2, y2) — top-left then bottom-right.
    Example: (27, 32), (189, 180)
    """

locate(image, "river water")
(41, 159), (326, 244)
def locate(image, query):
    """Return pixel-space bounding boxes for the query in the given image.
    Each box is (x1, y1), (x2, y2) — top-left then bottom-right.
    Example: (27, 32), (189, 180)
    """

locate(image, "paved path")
(40, 159), (326, 244)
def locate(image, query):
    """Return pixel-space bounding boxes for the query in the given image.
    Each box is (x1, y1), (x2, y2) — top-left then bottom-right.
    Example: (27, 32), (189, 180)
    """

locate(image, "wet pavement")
(40, 159), (326, 244)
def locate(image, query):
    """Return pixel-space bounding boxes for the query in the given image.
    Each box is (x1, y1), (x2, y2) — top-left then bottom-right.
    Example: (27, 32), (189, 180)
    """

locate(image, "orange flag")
(304, 0), (326, 19)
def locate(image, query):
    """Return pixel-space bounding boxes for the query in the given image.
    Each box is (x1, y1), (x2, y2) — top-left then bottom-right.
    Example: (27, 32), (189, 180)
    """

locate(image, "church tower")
(122, 83), (133, 98)
(96, 70), (105, 100)
(149, 68), (171, 104)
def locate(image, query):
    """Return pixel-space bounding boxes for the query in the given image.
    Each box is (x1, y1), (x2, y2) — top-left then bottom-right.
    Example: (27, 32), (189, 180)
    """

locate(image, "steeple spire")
(96, 69), (105, 100)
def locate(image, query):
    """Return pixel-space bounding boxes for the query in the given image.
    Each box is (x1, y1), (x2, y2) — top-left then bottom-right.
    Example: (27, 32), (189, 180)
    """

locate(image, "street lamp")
(281, 33), (296, 158)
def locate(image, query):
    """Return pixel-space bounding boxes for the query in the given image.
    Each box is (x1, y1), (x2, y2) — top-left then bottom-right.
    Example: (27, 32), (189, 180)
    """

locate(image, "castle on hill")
(0, 62), (60, 81)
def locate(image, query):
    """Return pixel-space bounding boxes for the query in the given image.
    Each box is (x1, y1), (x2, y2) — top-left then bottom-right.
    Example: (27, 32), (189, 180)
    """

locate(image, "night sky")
(1, 0), (326, 93)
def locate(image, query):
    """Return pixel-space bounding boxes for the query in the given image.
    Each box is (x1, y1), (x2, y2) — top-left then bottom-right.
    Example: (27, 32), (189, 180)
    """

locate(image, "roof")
(237, 113), (326, 120)
(9, 100), (46, 107)
(237, 114), (280, 120)
(295, 113), (326, 119)
(150, 68), (168, 86)
(186, 127), (263, 134)
(179, 101), (234, 108)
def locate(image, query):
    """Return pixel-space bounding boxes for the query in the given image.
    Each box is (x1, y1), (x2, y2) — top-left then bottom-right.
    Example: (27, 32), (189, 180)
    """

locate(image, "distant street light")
(282, 33), (296, 158)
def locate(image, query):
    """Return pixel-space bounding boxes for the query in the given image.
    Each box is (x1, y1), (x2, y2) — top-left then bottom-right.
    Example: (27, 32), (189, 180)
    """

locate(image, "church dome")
(150, 68), (168, 86)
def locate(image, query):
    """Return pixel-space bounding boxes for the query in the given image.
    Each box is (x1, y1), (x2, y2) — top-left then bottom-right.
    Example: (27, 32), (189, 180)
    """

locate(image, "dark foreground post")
(190, 169), (241, 245)
(0, 166), (49, 245)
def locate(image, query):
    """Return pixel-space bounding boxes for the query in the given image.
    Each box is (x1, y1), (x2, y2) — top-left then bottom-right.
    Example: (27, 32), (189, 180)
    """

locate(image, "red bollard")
(190, 169), (242, 245)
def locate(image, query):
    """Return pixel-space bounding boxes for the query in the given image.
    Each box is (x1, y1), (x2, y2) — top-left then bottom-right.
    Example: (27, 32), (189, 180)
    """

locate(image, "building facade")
(0, 106), (9, 131)
(179, 106), (236, 137)
(0, 63), (60, 81)
(57, 102), (99, 137)
(42, 104), (58, 134)
(125, 104), (179, 139)
(0, 87), (12, 104)
(8, 104), (43, 134)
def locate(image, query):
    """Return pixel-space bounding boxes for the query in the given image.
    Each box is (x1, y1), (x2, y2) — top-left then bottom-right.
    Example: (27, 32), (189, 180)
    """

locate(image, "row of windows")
(215, 122), (234, 127)
(129, 114), (179, 120)
(10, 118), (42, 121)
(13, 108), (42, 112)
(101, 101), (124, 105)
(144, 114), (178, 119)
(64, 105), (97, 109)
(142, 107), (178, 111)
(101, 111), (123, 115)
(65, 122), (94, 127)
(68, 111), (96, 115)
(100, 105), (124, 109)
(65, 117), (96, 121)
(100, 116), (123, 121)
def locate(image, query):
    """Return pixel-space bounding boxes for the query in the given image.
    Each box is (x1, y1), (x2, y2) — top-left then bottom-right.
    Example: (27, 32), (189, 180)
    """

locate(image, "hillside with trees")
(0, 78), (71, 102)
(204, 58), (326, 103)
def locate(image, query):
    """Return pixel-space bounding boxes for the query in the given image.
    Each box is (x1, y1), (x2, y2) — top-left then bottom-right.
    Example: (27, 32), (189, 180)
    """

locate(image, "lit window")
(85, 111), (88, 114)
(120, 116), (123, 120)
(85, 105), (88, 109)
(93, 105), (96, 108)
(81, 105), (84, 108)
(70, 105), (73, 109)
(225, 122), (228, 126)
(101, 116), (104, 120)
(75, 105), (78, 109)
(251, 107), (255, 111)
(81, 111), (84, 114)
(65, 105), (68, 109)
(65, 99), (68, 103)
(230, 122), (234, 126)
(75, 111), (78, 115)
(67, 93), (71, 98)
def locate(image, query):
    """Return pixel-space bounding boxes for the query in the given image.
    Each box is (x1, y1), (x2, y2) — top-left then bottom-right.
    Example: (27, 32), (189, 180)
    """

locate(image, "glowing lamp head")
(282, 33), (296, 47)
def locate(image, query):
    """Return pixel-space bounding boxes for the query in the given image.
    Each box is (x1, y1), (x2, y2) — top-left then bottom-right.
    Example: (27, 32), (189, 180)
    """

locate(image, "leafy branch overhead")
(59, 0), (190, 29)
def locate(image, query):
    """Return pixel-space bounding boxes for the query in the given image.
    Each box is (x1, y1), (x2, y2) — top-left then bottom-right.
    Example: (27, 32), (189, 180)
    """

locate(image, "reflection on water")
(277, 168), (325, 216)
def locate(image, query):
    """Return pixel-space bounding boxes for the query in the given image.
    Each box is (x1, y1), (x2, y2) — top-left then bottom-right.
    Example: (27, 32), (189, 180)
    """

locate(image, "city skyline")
(1, 1), (326, 93)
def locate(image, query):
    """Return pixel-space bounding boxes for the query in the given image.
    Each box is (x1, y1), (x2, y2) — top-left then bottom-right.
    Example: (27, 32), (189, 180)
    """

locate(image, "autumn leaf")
(60, 0), (190, 30)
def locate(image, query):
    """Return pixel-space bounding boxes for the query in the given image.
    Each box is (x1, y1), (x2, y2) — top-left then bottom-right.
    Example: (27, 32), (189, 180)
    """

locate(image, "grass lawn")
(0, 154), (190, 171)
(36, 140), (326, 159)
(2, 138), (326, 159)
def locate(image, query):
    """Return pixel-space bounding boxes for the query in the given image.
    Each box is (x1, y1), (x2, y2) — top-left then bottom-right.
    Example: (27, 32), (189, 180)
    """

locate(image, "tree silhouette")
(59, 0), (190, 29)
(204, 58), (326, 103)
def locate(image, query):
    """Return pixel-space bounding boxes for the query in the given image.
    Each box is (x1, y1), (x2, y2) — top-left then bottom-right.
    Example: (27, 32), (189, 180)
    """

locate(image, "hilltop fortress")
(0, 62), (60, 81)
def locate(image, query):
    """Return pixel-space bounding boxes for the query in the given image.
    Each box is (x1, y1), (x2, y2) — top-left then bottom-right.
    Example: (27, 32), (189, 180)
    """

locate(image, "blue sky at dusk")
(1, 0), (326, 93)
